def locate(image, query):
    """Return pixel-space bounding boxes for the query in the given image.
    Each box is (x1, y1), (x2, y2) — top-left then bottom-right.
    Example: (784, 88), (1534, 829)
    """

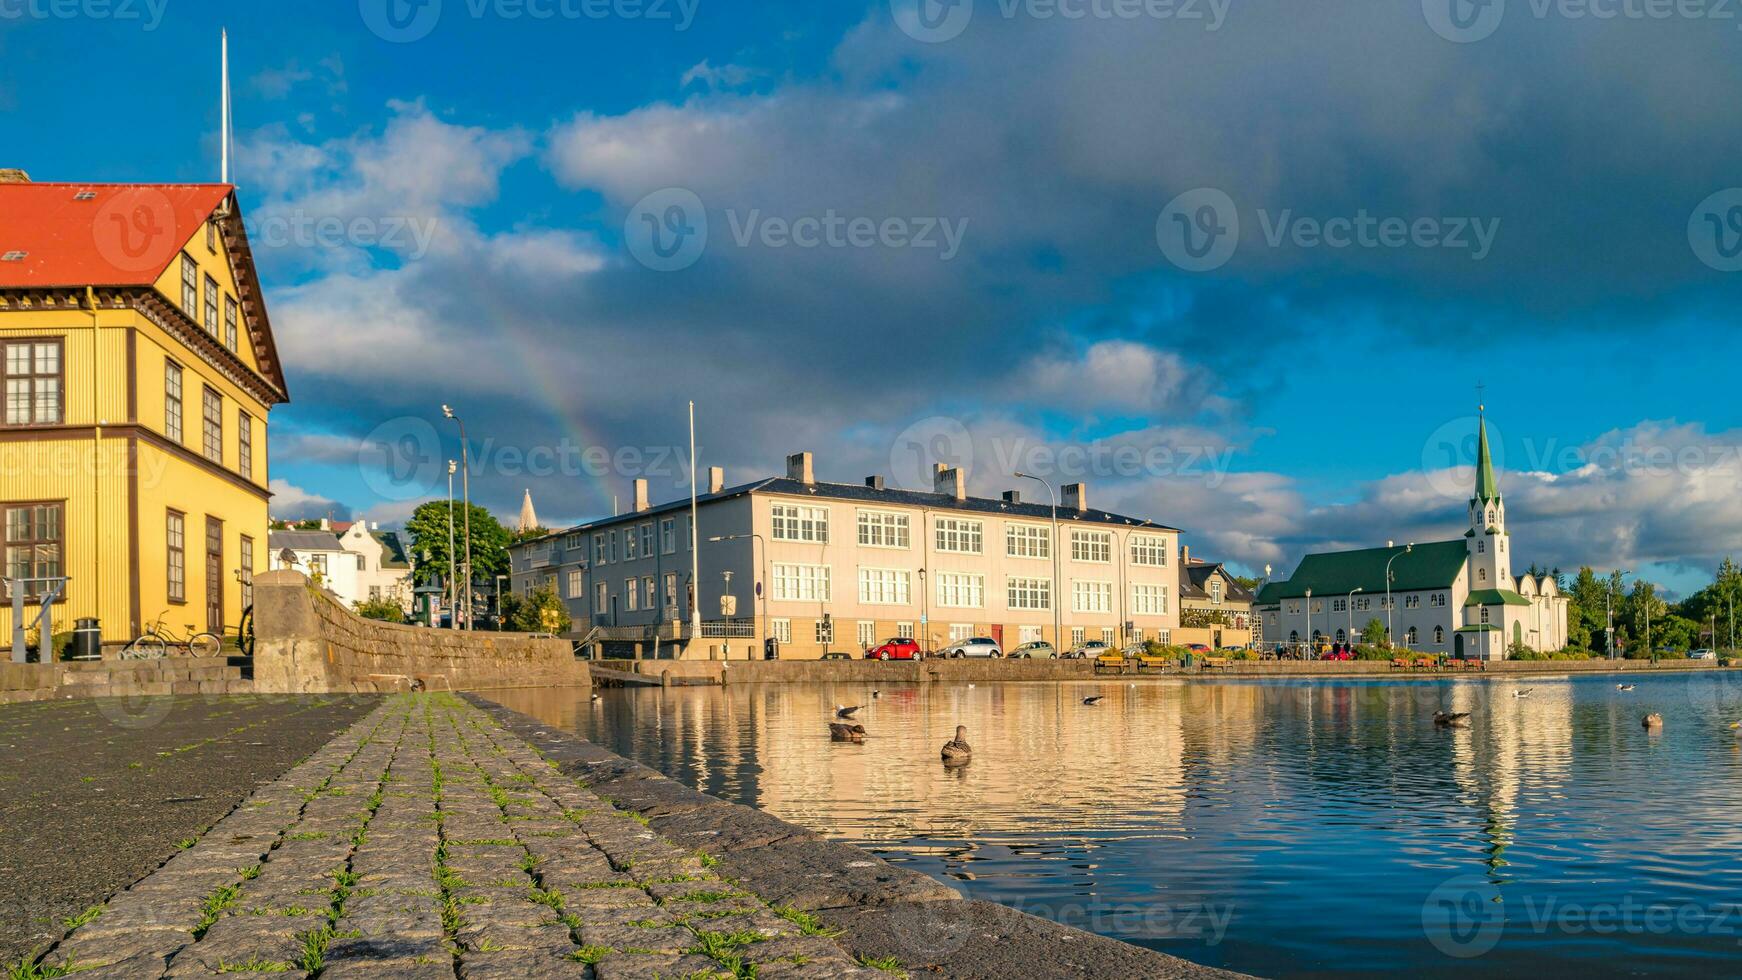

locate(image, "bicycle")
(122, 615), (223, 659)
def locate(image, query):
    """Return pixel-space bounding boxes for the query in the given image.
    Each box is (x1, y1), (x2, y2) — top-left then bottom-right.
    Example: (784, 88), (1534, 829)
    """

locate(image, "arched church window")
(1481, 607), (1491, 624)
(1336, 629), (1346, 644)
(1479, 569), (1487, 582)
(1407, 626), (1419, 645)
(1434, 625), (1445, 644)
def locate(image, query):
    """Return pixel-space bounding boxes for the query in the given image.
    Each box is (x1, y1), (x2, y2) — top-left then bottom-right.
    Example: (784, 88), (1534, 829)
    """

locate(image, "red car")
(866, 637), (922, 661)
(1320, 648), (1354, 661)
(1186, 643), (1213, 654)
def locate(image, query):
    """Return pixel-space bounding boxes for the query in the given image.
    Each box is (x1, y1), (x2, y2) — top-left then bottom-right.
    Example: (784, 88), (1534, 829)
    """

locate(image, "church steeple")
(1473, 407), (1500, 505)
(517, 489), (539, 534)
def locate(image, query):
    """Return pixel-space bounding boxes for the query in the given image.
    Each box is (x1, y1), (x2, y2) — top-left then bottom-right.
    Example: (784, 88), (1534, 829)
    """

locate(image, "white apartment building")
(268, 520), (414, 614)
(509, 452), (1184, 659)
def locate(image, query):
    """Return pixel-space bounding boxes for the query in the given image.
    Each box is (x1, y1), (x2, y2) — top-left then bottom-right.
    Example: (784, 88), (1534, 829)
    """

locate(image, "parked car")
(1319, 648), (1354, 661)
(1065, 641), (1110, 660)
(1008, 641), (1058, 659)
(1185, 643), (1213, 654)
(820, 651), (852, 661)
(939, 637), (1002, 659)
(1690, 648), (1717, 660)
(866, 638), (923, 661)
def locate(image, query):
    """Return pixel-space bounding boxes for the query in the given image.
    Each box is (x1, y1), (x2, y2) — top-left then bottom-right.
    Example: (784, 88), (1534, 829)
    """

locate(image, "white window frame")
(1070, 529), (1112, 564)
(933, 517), (983, 555)
(594, 533), (608, 565)
(624, 578), (638, 612)
(567, 569), (583, 599)
(949, 623), (973, 642)
(856, 620), (876, 647)
(1129, 534), (1169, 566)
(935, 571), (984, 609)
(857, 567), (911, 605)
(1007, 576), (1052, 611)
(595, 581), (608, 614)
(661, 518), (676, 554)
(771, 503), (829, 543)
(624, 527), (639, 561)
(639, 523), (655, 558)
(1132, 583), (1169, 616)
(771, 618), (792, 644)
(1006, 523), (1051, 560)
(772, 562), (832, 602)
(815, 618), (835, 644)
(1072, 580), (1112, 614)
(856, 509), (910, 550)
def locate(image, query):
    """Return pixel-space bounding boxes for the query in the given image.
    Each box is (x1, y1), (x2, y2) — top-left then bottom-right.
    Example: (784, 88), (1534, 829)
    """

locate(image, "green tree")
(506, 584), (571, 634)
(404, 500), (512, 590)
(1565, 566), (1609, 653)
(355, 597), (407, 624)
(1361, 617), (1388, 647)
(510, 525), (552, 545)
(1621, 580), (1668, 651)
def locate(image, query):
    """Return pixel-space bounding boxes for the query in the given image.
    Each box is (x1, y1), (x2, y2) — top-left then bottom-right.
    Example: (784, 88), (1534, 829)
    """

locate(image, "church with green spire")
(1253, 411), (1570, 659)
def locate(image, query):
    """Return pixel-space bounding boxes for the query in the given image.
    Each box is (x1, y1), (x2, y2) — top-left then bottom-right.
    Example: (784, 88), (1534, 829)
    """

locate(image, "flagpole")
(689, 401), (702, 649)
(220, 29), (230, 183)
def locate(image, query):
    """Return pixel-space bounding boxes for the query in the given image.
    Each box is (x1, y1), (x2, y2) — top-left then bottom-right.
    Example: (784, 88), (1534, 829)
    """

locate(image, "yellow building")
(0, 171), (289, 651)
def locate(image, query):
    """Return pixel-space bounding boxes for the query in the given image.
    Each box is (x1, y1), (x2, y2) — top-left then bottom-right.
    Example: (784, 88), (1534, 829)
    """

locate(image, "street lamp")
(446, 460), (457, 631)
(1385, 543), (1413, 648)
(1015, 472), (1062, 653)
(1346, 586), (1362, 644)
(494, 574), (508, 630)
(442, 405), (472, 630)
(1606, 570), (1631, 659)
(1304, 588), (1313, 657)
(708, 534), (767, 651)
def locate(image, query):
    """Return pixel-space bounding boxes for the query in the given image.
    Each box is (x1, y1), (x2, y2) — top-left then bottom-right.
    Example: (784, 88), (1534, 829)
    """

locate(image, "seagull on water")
(835, 705), (861, 719)
(1082, 696), (1106, 706)
(1617, 683), (1636, 692)
(1512, 689), (1533, 699)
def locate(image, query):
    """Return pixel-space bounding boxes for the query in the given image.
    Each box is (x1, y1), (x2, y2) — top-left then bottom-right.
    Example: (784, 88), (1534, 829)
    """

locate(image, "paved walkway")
(33, 694), (890, 978)
(0, 694), (380, 966)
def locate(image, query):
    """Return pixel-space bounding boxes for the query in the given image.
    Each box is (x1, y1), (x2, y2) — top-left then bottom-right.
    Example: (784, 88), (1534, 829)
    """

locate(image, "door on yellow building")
(206, 517), (224, 633)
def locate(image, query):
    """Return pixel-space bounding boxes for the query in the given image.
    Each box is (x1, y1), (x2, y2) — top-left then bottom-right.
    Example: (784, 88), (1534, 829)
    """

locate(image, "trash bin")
(69, 618), (102, 661)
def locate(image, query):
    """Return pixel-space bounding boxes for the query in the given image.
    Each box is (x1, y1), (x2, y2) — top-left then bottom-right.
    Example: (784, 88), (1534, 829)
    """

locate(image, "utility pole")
(446, 460), (457, 630)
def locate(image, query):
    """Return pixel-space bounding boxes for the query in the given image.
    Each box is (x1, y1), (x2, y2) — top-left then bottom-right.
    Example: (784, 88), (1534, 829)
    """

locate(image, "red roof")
(0, 182), (233, 288)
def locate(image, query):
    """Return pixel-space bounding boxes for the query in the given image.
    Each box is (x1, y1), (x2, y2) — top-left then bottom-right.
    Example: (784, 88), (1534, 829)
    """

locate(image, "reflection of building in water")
(1445, 683), (1574, 880)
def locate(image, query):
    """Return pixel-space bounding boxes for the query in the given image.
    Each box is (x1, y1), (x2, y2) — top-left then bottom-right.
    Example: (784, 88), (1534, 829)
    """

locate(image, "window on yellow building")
(3, 503), (62, 600)
(237, 411), (252, 480)
(166, 511), (186, 603)
(202, 388), (223, 464)
(3, 339), (62, 425)
(164, 361), (184, 443)
(181, 254), (198, 314)
(204, 276), (220, 335)
(239, 535), (254, 609)
(206, 220), (217, 253)
(224, 296), (239, 352)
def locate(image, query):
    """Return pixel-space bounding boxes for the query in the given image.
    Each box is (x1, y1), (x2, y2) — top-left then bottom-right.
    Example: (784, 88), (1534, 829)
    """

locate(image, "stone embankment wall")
(0, 658), (250, 705)
(252, 570), (589, 694)
(610, 656), (1725, 685)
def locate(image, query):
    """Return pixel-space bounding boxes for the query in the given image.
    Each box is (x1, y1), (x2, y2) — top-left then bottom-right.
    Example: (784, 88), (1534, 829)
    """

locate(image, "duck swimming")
(1617, 684), (1636, 692)
(1434, 711), (1472, 727)
(1082, 696), (1106, 706)
(829, 722), (866, 743)
(941, 725), (972, 764)
(1643, 713), (1664, 730)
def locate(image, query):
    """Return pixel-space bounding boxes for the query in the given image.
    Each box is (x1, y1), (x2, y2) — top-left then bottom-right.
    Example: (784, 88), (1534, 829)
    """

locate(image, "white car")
(940, 637), (1002, 659)
(1690, 648), (1717, 660)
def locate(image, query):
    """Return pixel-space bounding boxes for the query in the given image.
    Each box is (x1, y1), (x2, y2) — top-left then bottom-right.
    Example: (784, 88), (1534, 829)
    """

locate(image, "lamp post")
(1304, 588), (1313, 657)
(494, 574), (508, 630)
(1346, 586), (1362, 644)
(1015, 472), (1062, 653)
(1385, 543), (1413, 648)
(1606, 570), (1630, 659)
(441, 405), (472, 630)
(708, 534), (767, 649)
(446, 460), (457, 631)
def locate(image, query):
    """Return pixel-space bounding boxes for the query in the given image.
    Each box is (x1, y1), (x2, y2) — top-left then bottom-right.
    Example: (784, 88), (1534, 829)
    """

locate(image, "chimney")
(0, 169), (30, 184)
(708, 466), (725, 494)
(632, 478), (650, 512)
(934, 466), (966, 501)
(786, 452), (815, 484)
(1002, 490), (1021, 505)
(866, 475), (885, 491)
(932, 462), (948, 480)
(1062, 483), (1087, 512)
(1182, 545), (1191, 566)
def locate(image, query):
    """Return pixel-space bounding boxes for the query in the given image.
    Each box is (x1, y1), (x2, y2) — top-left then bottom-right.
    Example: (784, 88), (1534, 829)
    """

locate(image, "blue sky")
(4, 1), (1741, 595)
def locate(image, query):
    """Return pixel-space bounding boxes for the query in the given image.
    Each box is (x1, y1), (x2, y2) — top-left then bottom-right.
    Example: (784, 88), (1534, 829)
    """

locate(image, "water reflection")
(493, 673), (1742, 978)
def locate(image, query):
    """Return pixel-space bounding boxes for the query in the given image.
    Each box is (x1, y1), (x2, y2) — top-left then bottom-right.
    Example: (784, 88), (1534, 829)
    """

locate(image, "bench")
(1094, 654), (1130, 674)
(1136, 655), (1178, 672)
(1201, 656), (1231, 671)
(1390, 657), (1411, 670)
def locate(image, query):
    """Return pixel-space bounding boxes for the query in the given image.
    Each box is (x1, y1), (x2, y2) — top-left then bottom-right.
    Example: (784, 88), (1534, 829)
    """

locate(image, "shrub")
(508, 585), (572, 635)
(354, 598), (407, 623)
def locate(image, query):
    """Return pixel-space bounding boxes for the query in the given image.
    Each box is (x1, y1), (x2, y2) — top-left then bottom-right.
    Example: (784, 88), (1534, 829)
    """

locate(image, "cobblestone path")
(33, 694), (890, 979)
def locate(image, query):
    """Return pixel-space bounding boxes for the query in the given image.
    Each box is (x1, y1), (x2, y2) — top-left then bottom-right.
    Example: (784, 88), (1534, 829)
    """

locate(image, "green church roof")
(1464, 588), (1531, 608)
(1262, 539), (1467, 601)
(1474, 413), (1500, 504)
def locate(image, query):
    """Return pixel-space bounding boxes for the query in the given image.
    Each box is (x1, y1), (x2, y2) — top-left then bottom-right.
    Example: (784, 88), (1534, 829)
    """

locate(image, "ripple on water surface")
(492, 673), (1742, 978)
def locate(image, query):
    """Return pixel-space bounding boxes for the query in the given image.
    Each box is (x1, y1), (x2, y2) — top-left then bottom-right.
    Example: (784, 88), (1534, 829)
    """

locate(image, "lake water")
(491, 672), (1742, 978)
